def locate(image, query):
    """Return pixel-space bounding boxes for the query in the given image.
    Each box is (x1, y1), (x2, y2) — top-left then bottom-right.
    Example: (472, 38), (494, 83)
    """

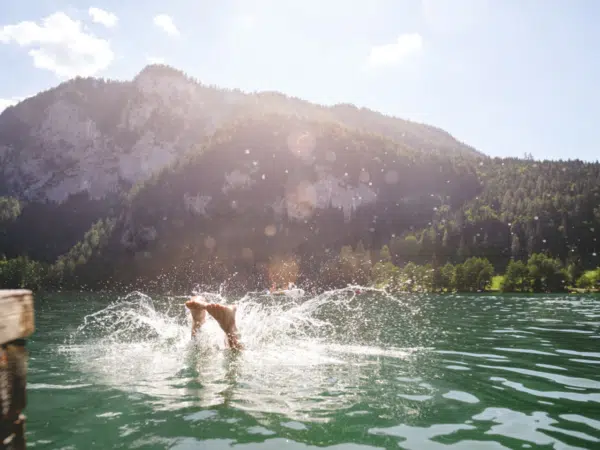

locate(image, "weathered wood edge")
(0, 289), (35, 344)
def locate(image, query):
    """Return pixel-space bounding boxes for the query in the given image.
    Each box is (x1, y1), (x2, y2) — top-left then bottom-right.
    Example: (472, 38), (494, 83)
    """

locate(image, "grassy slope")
(490, 275), (504, 292)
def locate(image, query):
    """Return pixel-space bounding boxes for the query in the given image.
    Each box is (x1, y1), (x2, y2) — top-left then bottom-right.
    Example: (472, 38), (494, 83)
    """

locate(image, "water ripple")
(25, 291), (600, 449)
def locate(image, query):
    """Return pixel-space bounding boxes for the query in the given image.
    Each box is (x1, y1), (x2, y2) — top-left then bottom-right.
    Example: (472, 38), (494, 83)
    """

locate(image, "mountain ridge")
(0, 64), (482, 204)
(1, 65), (598, 293)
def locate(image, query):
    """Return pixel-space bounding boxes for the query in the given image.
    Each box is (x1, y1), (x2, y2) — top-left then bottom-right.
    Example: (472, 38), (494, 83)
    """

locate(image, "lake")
(24, 289), (600, 449)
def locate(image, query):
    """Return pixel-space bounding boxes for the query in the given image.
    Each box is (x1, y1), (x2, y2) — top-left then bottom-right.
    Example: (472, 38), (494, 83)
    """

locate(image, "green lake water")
(24, 289), (600, 449)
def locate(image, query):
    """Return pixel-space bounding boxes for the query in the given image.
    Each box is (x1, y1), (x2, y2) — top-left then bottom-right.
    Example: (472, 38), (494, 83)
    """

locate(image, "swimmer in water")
(185, 297), (243, 350)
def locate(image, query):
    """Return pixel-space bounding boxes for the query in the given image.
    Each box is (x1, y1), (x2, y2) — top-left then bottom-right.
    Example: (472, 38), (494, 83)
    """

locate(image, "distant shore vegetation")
(2, 244), (598, 294)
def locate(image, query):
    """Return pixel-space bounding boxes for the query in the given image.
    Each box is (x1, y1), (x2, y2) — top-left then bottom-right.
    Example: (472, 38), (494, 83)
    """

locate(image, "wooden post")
(0, 290), (35, 450)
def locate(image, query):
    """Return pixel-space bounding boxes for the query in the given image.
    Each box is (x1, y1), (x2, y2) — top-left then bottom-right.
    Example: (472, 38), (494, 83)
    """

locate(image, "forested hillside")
(0, 64), (480, 265)
(0, 65), (598, 293)
(414, 158), (600, 270)
(16, 114), (476, 291)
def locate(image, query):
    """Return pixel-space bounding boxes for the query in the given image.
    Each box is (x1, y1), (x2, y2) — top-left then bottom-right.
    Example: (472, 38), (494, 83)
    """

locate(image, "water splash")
(61, 286), (427, 419)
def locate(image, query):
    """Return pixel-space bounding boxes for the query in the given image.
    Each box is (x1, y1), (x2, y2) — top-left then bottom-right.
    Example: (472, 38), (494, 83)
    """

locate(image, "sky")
(0, 0), (599, 162)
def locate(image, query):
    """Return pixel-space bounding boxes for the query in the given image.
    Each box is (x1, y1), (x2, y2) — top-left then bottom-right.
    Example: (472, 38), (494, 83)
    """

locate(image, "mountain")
(0, 64), (481, 204)
(0, 64), (482, 266)
(1, 65), (598, 293)
(78, 114), (481, 291)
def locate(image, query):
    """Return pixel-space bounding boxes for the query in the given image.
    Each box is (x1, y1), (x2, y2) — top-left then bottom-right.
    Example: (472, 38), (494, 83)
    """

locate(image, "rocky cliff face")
(0, 65), (481, 204)
(0, 68), (219, 202)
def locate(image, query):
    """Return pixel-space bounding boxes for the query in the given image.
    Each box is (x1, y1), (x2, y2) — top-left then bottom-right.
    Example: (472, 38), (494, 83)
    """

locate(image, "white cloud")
(0, 97), (21, 113)
(88, 7), (118, 28)
(153, 14), (179, 37)
(366, 33), (423, 69)
(0, 12), (114, 78)
(367, 33), (423, 68)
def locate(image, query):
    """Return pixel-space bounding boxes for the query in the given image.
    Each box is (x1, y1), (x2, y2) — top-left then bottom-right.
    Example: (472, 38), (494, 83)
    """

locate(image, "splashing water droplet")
(264, 225), (277, 237)
(67, 287), (424, 421)
(287, 131), (316, 163)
